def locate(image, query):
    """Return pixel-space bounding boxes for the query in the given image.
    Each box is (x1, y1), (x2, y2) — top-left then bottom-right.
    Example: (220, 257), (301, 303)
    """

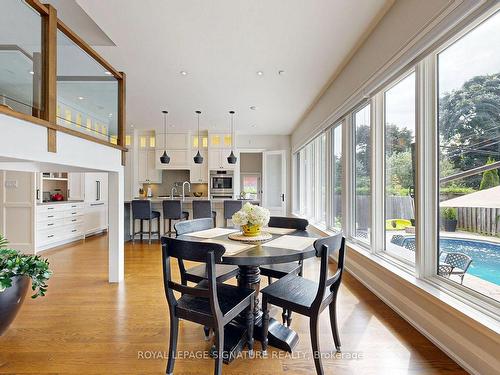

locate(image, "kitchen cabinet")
(156, 132), (190, 150)
(84, 172), (108, 202)
(138, 150), (162, 183)
(85, 201), (108, 235)
(208, 149), (239, 170)
(209, 133), (232, 148)
(155, 149), (191, 169)
(68, 173), (84, 200)
(36, 202), (85, 251)
(190, 149), (208, 183)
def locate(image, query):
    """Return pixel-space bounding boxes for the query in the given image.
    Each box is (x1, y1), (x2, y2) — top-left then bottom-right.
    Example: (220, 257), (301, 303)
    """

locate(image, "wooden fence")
(457, 207), (500, 236)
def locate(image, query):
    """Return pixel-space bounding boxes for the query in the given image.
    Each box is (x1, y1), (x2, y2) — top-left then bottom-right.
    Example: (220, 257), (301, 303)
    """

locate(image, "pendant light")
(227, 110), (237, 164)
(193, 110), (204, 164)
(160, 110), (170, 164)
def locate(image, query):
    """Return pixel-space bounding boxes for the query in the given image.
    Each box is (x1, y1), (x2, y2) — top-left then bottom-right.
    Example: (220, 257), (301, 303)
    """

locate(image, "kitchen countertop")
(37, 200), (84, 206)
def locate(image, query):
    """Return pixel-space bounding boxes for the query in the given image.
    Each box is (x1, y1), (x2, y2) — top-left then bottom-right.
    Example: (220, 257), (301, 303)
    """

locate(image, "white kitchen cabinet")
(156, 133), (190, 150)
(85, 201), (108, 235)
(138, 150), (162, 183)
(190, 149), (208, 183)
(209, 133), (232, 148)
(84, 172), (108, 202)
(155, 149), (191, 169)
(208, 149), (239, 170)
(68, 173), (84, 200)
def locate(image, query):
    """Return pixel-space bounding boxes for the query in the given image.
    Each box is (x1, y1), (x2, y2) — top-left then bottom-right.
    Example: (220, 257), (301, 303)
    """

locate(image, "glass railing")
(0, 0), (124, 149)
(0, 0), (43, 116)
(56, 30), (119, 144)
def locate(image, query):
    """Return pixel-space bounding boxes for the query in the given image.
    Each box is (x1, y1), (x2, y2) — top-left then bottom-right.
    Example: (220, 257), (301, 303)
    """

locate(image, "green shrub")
(441, 207), (457, 221)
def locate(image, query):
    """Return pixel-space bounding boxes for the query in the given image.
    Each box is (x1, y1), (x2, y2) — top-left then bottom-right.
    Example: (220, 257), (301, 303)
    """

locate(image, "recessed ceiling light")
(104, 71), (112, 76)
(29, 70), (34, 75)
(249, 106), (257, 110)
(256, 71), (263, 76)
(278, 70), (285, 75)
(130, 124), (134, 128)
(78, 96), (85, 100)
(108, 113), (113, 117)
(180, 71), (188, 76)
(251, 124), (257, 128)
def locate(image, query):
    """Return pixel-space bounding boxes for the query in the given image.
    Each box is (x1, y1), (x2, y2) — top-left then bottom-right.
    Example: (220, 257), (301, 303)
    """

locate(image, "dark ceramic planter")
(442, 219), (458, 232)
(0, 275), (29, 336)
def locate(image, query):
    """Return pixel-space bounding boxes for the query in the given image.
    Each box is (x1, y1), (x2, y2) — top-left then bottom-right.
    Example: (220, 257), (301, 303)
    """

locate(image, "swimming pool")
(401, 237), (500, 285)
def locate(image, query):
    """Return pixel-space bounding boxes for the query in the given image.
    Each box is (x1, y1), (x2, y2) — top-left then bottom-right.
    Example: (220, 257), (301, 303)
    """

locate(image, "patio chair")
(390, 234), (406, 246)
(403, 240), (416, 252)
(443, 252), (472, 284)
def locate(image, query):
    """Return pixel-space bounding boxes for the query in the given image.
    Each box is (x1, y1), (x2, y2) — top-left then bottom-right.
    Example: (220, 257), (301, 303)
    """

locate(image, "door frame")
(262, 150), (287, 216)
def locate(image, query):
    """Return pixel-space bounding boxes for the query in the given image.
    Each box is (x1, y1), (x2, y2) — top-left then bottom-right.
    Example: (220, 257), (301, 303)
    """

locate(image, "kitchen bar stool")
(131, 200), (161, 244)
(162, 200), (189, 237)
(223, 200), (242, 226)
(192, 200), (216, 227)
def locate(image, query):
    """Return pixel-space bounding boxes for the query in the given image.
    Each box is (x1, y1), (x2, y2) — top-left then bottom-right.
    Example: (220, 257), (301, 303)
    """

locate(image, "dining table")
(177, 226), (319, 363)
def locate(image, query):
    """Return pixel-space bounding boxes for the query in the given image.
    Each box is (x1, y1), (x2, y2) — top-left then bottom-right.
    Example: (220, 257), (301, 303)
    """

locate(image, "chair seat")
(186, 263), (239, 283)
(176, 280), (254, 319)
(260, 262), (302, 279)
(261, 273), (321, 314)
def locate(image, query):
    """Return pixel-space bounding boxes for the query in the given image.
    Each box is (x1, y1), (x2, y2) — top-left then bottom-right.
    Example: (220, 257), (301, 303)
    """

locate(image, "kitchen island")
(124, 197), (260, 241)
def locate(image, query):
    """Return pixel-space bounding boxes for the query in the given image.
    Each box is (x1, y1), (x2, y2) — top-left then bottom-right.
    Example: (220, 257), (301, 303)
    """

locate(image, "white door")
(263, 151), (286, 216)
(68, 173), (84, 200)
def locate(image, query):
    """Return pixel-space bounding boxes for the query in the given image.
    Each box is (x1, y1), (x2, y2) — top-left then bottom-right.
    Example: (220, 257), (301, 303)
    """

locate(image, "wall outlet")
(5, 180), (18, 188)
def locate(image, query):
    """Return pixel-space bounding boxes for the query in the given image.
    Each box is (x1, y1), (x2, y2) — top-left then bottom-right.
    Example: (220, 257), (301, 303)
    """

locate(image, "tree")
(480, 157), (500, 190)
(439, 73), (500, 187)
(387, 151), (413, 194)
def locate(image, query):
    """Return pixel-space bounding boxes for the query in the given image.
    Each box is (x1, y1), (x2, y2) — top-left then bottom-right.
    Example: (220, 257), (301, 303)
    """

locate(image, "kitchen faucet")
(170, 186), (178, 199)
(182, 181), (191, 201)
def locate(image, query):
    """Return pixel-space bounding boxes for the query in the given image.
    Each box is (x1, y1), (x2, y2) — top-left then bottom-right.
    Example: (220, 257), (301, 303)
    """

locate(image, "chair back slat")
(175, 218), (213, 236)
(161, 237), (224, 318)
(312, 233), (345, 308)
(132, 200), (153, 220)
(444, 252), (472, 271)
(268, 216), (308, 230)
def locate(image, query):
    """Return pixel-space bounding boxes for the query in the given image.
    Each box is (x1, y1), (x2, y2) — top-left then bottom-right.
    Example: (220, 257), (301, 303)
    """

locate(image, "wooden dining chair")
(259, 216), (308, 326)
(174, 218), (239, 285)
(161, 237), (255, 375)
(260, 233), (346, 375)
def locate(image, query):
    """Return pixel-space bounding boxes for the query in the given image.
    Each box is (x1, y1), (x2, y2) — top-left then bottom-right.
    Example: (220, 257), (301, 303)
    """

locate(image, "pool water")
(402, 237), (500, 285)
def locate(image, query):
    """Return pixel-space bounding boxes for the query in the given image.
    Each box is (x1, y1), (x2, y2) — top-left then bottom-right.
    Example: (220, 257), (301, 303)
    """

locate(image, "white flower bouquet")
(232, 203), (270, 236)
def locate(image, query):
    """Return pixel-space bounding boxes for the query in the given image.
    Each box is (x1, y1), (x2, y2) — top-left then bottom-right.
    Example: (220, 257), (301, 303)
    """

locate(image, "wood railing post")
(42, 4), (57, 153)
(118, 72), (127, 166)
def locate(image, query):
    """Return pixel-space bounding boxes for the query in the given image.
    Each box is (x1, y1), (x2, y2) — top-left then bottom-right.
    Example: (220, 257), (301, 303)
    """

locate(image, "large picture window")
(331, 124), (343, 231)
(437, 12), (500, 300)
(384, 72), (416, 264)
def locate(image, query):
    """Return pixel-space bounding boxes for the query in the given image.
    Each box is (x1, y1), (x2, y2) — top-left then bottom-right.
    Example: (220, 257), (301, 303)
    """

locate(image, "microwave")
(210, 170), (233, 195)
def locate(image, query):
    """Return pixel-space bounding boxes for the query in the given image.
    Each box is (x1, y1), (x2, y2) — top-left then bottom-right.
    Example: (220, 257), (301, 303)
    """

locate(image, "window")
(317, 133), (327, 224)
(241, 174), (260, 200)
(354, 104), (371, 243)
(384, 73), (416, 263)
(437, 12), (500, 300)
(330, 124), (343, 231)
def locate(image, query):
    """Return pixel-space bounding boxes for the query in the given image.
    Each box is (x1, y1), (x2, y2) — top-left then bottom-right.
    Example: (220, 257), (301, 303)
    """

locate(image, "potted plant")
(441, 208), (458, 232)
(0, 234), (52, 335)
(232, 203), (270, 237)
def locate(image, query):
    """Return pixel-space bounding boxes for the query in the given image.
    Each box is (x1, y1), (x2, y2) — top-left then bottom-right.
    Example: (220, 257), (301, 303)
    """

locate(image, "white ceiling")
(72, 0), (392, 135)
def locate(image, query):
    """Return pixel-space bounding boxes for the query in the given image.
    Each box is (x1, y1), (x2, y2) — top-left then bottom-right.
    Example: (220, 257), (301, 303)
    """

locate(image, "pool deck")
(386, 230), (500, 301)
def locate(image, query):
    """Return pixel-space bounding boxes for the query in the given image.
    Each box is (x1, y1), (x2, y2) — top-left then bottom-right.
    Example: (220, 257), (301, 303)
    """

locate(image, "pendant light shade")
(227, 110), (237, 164)
(193, 110), (204, 164)
(160, 110), (170, 164)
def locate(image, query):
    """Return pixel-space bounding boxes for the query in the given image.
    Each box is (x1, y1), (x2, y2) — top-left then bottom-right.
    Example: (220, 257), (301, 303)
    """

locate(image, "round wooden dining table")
(178, 227), (319, 363)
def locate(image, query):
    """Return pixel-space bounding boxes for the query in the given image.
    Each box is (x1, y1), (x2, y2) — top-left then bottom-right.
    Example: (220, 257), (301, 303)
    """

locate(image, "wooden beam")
(42, 4), (58, 153)
(57, 19), (123, 79)
(25, 0), (48, 15)
(118, 72), (127, 166)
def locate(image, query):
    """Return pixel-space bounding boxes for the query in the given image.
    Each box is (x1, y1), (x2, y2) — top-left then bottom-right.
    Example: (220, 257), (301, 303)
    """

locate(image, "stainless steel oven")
(210, 170), (234, 198)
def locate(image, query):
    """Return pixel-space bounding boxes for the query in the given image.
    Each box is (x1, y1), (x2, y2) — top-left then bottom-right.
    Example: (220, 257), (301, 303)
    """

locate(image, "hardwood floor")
(0, 235), (467, 374)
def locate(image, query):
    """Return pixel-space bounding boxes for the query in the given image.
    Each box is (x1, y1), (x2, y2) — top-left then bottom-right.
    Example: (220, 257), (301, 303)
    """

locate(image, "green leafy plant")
(0, 234), (52, 298)
(440, 207), (457, 221)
